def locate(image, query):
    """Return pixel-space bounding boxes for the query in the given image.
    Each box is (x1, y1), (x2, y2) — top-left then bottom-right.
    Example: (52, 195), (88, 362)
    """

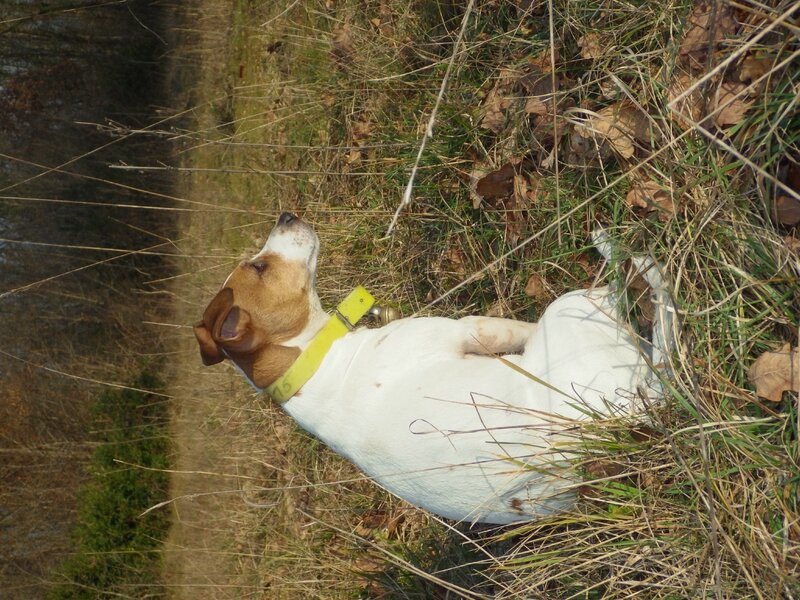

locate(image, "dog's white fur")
(195, 214), (674, 524)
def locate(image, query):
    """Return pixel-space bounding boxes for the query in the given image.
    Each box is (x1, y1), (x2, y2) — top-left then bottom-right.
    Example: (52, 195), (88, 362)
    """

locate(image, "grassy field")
(164, 0), (800, 597)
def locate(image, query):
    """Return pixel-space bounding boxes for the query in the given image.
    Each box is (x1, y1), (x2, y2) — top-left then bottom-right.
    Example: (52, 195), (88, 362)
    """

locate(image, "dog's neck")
(281, 290), (330, 351)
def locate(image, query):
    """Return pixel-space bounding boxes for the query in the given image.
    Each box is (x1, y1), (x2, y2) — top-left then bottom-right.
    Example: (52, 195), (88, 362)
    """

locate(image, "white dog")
(194, 213), (674, 524)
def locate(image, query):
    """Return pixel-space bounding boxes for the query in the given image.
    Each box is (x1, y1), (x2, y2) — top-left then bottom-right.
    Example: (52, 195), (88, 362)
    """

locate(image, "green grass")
(48, 369), (170, 599)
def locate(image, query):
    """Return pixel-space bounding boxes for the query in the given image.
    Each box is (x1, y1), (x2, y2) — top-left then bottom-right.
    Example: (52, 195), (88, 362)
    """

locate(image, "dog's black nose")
(277, 212), (297, 226)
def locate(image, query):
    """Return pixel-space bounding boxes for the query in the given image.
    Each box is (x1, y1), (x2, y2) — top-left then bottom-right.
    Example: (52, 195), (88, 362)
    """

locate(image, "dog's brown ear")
(194, 322), (225, 365)
(194, 287), (236, 366)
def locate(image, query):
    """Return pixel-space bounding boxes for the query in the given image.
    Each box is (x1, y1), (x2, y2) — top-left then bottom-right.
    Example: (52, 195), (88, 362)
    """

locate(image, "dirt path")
(161, 3), (282, 595)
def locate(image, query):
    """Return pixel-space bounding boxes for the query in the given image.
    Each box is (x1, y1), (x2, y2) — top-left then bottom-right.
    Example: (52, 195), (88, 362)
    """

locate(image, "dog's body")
(195, 214), (673, 524)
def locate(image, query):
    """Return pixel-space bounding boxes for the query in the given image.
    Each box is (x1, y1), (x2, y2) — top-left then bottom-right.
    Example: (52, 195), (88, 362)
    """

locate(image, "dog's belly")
(286, 289), (653, 523)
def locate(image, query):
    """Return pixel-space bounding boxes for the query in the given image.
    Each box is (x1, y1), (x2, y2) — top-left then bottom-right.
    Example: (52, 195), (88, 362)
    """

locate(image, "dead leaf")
(513, 174), (528, 203)
(668, 72), (705, 130)
(679, 3), (737, 68)
(575, 102), (650, 159)
(485, 300), (507, 318)
(522, 173), (539, 203)
(346, 147), (362, 165)
(524, 273), (548, 299)
(600, 79), (619, 100)
(579, 33), (604, 60)
(353, 555), (385, 575)
(739, 54), (773, 83)
(330, 26), (354, 66)
(630, 425), (661, 442)
(518, 67), (558, 116)
(501, 198), (527, 244)
(474, 157), (532, 201)
(480, 87), (511, 133)
(525, 96), (548, 115)
(528, 48), (559, 73)
(711, 81), (753, 127)
(626, 264), (655, 325)
(775, 195), (800, 226)
(515, 0), (546, 19)
(584, 459), (625, 479)
(747, 344), (800, 402)
(626, 179), (675, 220)
(351, 120), (371, 142)
(783, 236), (800, 254)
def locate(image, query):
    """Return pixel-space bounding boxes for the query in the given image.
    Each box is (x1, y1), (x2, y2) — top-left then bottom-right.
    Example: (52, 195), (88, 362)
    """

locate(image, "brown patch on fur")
(194, 253), (310, 388)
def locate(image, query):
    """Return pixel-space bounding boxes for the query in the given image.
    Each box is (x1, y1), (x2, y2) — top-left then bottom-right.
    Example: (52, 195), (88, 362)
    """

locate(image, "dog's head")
(193, 212), (319, 388)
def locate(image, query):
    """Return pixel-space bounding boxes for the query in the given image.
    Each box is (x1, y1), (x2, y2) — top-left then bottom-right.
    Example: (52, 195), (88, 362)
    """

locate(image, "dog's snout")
(277, 212), (298, 226)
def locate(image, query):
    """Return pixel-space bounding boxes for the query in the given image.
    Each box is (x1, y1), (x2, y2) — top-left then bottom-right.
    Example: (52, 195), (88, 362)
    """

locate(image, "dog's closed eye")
(249, 260), (268, 275)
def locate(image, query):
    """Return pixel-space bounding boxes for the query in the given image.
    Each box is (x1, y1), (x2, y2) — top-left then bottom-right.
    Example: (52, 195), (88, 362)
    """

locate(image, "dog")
(194, 212), (674, 524)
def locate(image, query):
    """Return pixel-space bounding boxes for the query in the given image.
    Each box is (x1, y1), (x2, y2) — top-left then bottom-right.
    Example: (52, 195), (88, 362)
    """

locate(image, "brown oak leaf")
(747, 344), (800, 402)
(711, 81), (753, 127)
(679, 4), (736, 54)
(775, 195), (800, 227)
(480, 88), (511, 133)
(626, 179), (675, 220)
(524, 273), (548, 299)
(668, 72), (705, 130)
(578, 33), (604, 60)
(575, 102), (650, 159)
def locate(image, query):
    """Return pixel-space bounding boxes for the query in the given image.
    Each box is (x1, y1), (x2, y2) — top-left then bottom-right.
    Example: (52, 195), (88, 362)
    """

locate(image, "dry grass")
(164, 0), (800, 598)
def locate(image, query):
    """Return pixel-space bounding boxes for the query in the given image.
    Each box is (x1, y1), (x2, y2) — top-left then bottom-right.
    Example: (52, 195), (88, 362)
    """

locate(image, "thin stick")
(385, 0), (476, 236)
(547, 0), (562, 246)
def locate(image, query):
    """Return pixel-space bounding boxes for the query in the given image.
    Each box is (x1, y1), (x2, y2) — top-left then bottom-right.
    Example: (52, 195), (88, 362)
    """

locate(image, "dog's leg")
(630, 255), (676, 370)
(592, 228), (677, 370)
(458, 316), (537, 355)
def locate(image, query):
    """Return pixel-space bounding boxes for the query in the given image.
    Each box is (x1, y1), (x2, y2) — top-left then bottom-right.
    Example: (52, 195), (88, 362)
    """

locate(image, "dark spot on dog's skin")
(509, 497), (523, 512)
(373, 382), (382, 389)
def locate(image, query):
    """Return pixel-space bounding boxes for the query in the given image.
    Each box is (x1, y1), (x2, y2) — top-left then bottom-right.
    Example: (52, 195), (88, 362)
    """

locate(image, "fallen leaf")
(584, 458), (625, 479)
(330, 26), (354, 66)
(679, 2), (737, 69)
(747, 344), (800, 402)
(579, 33), (604, 60)
(775, 195), (800, 226)
(739, 54), (773, 83)
(711, 81), (753, 127)
(524, 273), (548, 299)
(518, 67), (558, 115)
(480, 87), (511, 133)
(668, 72), (705, 129)
(346, 147), (362, 165)
(783, 236), (800, 254)
(630, 425), (661, 442)
(353, 555), (385, 575)
(513, 174), (528, 204)
(515, 0), (546, 19)
(474, 157), (532, 201)
(351, 119), (371, 142)
(575, 102), (650, 159)
(518, 67), (557, 96)
(525, 96), (548, 115)
(600, 78), (619, 100)
(626, 179), (675, 219)
(500, 195), (527, 244)
(626, 264), (655, 325)
(485, 300), (507, 318)
(528, 47), (559, 73)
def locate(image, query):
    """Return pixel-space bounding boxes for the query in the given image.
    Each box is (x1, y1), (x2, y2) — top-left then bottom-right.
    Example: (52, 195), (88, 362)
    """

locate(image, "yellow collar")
(265, 286), (375, 402)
